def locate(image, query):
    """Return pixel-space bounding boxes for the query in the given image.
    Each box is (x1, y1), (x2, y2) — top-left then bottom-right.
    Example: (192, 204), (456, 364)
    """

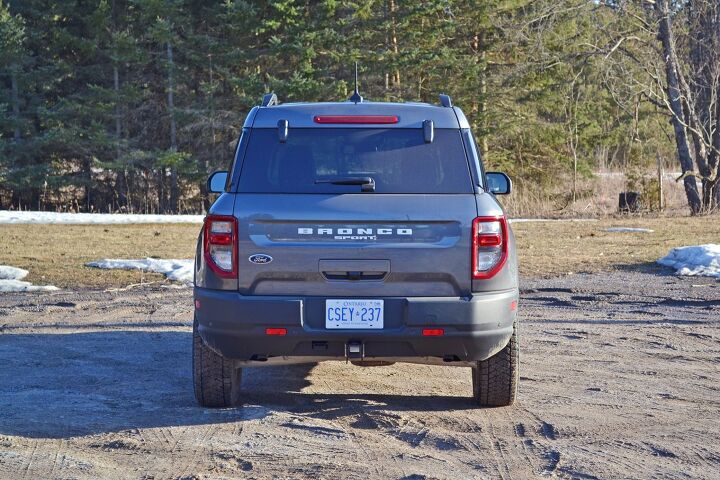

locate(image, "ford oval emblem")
(248, 254), (273, 265)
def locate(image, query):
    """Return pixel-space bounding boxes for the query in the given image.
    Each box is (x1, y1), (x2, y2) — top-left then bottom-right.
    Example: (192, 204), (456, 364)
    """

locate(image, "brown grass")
(1, 216), (718, 289)
(0, 224), (200, 289)
(514, 216), (720, 277)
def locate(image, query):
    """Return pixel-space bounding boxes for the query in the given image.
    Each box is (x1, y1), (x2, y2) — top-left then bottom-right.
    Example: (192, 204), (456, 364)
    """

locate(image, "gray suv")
(193, 93), (519, 408)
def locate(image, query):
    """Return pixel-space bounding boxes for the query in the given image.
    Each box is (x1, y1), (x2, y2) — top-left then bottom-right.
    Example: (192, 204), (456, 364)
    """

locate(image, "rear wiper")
(315, 176), (375, 192)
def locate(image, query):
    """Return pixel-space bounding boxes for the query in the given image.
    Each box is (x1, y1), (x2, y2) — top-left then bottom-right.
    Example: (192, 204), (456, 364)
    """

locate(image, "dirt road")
(0, 270), (718, 479)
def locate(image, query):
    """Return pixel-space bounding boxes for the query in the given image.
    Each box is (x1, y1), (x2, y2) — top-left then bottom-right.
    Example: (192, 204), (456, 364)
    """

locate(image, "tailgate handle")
(319, 259), (389, 281)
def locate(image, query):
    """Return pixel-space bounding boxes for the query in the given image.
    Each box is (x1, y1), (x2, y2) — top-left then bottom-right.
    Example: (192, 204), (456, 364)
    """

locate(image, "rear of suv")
(193, 94), (518, 408)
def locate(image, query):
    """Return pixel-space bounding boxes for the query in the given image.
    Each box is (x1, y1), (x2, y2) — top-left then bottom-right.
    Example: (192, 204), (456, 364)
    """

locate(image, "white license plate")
(325, 299), (384, 329)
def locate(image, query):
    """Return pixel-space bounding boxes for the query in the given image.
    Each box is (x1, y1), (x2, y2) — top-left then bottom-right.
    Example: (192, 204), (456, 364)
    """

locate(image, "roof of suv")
(243, 101), (471, 129)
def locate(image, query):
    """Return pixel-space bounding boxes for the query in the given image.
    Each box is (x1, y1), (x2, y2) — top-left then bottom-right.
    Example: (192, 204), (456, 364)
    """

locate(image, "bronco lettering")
(298, 227), (413, 236)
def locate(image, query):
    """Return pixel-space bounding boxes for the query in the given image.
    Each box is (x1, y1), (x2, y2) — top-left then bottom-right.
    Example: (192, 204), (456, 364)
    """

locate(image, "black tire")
(193, 317), (242, 408)
(472, 324), (518, 407)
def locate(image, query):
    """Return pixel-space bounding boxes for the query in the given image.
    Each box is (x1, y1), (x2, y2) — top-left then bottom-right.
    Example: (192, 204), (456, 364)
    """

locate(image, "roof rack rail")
(262, 93), (278, 107)
(439, 94), (452, 108)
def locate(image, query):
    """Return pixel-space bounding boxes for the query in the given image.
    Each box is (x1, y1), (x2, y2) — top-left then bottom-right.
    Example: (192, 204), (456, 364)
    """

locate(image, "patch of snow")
(0, 210), (204, 225)
(0, 265), (59, 292)
(605, 227), (654, 233)
(509, 219), (598, 223)
(86, 258), (194, 284)
(657, 244), (720, 278)
(0, 265), (29, 280)
(2, 211), (605, 226)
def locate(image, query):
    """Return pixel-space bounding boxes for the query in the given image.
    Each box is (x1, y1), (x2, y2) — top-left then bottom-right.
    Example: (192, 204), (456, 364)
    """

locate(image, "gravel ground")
(0, 271), (718, 479)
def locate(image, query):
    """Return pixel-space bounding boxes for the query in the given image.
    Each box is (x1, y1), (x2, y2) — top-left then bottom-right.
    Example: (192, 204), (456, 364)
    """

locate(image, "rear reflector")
(265, 328), (287, 336)
(422, 328), (445, 337)
(313, 115), (399, 124)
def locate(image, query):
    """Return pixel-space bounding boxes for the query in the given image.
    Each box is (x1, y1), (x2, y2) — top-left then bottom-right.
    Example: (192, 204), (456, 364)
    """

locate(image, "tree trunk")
(656, 0), (702, 214)
(388, 0), (400, 88)
(10, 70), (21, 143)
(157, 168), (166, 214)
(82, 158), (93, 212)
(167, 41), (179, 213)
(203, 54), (215, 213)
(479, 39), (489, 161)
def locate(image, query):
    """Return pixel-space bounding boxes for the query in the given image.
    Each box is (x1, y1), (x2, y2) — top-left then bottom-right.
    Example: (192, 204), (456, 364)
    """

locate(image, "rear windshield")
(237, 128), (473, 193)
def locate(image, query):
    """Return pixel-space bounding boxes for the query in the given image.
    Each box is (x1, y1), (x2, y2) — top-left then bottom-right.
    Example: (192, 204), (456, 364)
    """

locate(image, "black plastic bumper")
(194, 287), (518, 363)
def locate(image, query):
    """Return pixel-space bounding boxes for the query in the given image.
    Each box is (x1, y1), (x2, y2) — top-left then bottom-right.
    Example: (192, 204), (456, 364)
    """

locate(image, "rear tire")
(472, 323), (518, 407)
(193, 317), (242, 408)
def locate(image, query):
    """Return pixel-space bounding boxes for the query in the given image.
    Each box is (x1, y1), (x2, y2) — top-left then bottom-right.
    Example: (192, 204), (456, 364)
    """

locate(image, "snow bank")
(86, 258), (194, 284)
(509, 218), (597, 223)
(0, 265), (59, 292)
(605, 227), (654, 233)
(0, 210), (204, 225)
(1, 211), (600, 226)
(657, 244), (720, 278)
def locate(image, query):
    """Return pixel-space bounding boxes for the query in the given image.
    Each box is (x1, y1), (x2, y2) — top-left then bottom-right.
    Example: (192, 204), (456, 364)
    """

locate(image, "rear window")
(237, 128), (473, 194)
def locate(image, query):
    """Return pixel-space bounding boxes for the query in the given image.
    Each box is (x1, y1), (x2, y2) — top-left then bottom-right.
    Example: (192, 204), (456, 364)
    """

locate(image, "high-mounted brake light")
(203, 215), (237, 278)
(472, 216), (508, 280)
(313, 115), (399, 124)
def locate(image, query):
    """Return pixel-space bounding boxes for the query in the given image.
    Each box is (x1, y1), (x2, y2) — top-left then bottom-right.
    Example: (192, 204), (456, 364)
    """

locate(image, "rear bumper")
(194, 287), (518, 364)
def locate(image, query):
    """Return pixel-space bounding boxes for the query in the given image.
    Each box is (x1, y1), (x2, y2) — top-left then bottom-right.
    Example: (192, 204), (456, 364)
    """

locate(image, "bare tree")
(605, 0), (719, 213)
(654, 0), (720, 213)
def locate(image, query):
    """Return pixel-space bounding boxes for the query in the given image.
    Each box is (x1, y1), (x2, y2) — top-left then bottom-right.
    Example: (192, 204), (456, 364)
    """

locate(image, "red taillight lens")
(478, 234), (502, 247)
(472, 216), (508, 280)
(313, 115), (399, 124)
(265, 328), (287, 336)
(208, 232), (232, 245)
(422, 328), (445, 336)
(203, 215), (237, 278)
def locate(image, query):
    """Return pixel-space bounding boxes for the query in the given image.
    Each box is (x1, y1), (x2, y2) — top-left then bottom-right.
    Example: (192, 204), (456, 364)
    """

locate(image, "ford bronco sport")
(194, 93), (518, 408)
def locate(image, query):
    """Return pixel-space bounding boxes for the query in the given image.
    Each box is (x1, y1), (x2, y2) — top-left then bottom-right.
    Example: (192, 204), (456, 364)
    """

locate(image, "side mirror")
(207, 171), (229, 194)
(485, 172), (512, 195)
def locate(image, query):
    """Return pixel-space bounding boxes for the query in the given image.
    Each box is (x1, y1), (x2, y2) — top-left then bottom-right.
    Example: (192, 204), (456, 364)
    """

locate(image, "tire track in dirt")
(1, 272), (719, 479)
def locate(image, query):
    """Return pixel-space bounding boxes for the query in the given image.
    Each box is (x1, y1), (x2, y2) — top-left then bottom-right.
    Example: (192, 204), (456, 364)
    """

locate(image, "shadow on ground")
(0, 331), (476, 439)
(0, 331), (311, 438)
(614, 261), (674, 276)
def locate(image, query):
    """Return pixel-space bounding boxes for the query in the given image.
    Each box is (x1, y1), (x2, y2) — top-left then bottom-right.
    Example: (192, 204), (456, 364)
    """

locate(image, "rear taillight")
(472, 216), (508, 280)
(203, 215), (237, 278)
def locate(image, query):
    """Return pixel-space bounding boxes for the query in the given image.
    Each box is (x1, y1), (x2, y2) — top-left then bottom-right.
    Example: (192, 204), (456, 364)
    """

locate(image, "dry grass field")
(0, 224), (201, 288)
(515, 216), (720, 277)
(1, 215), (718, 289)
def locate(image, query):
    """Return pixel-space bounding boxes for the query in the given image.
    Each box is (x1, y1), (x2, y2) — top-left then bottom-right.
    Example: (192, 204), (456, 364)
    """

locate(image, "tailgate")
(234, 194), (477, 297)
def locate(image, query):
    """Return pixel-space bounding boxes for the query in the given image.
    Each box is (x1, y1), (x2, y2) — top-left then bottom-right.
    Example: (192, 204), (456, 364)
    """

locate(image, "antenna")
(349, 62), (363, 103)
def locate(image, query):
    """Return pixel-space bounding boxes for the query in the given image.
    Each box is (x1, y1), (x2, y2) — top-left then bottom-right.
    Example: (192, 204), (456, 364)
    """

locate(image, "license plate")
(325, 299), (384, 329)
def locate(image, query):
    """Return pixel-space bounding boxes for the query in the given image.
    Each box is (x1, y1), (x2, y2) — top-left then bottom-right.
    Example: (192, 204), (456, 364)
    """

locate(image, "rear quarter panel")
(472, 192), (518, 292)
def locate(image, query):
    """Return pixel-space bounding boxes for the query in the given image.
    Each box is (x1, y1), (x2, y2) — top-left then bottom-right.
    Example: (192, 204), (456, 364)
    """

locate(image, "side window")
(228, 128), (250, 191)
(462, 129), (485, 190)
